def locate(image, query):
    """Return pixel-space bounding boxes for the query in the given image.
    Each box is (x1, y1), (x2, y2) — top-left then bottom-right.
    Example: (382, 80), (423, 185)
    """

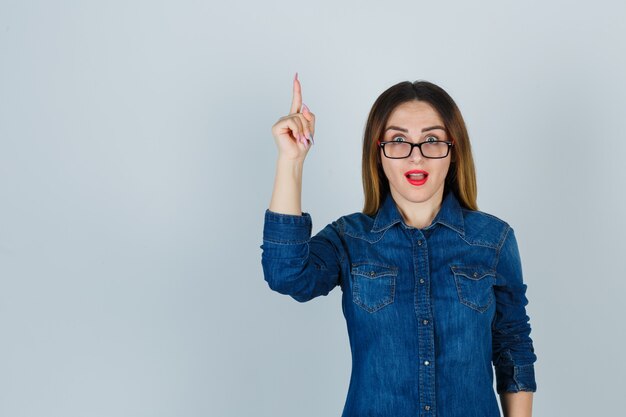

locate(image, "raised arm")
(261, 74), (343, 302)
(269, 72), (315, 216)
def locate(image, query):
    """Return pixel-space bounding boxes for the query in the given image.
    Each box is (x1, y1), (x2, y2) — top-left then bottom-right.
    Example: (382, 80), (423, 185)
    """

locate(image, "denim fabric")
(260, 190), (537, 417)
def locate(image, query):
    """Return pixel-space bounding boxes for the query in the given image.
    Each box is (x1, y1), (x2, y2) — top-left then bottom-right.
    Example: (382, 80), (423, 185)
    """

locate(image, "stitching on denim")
(438, 219), (464, 236)
(455, 210), (509, 248)
(337, 218), (347, 263)
(344, 228), (389, 244)
(352, 275), (395, 313)
(454, 277), (494, 313)
(497, 225), (511, 253)
(451, 265), (495, 313)
(493, 225), (512, 276)
(370, 220), (401, 234)
(351, 262), (398, 274)
(351, 262), (396, 313)
(449, 265), (496, 279)
(304, 241), (309, 260)
(514, 364), (536, 392)
(457, 234), (500, 249)
(265, 210), (312, 223)
(513, 365), (523, 390)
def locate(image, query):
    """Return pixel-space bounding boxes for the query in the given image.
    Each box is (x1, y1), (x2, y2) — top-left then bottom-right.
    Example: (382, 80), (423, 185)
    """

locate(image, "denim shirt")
(260, 190), (537, 417)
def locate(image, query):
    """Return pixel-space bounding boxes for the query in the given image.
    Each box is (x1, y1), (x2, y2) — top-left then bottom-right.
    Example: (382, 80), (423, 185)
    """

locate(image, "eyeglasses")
(377, 137), (454, 159)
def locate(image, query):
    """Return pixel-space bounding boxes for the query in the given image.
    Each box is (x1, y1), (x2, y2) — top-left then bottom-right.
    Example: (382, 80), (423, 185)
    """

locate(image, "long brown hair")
(362, 80), (478, 215)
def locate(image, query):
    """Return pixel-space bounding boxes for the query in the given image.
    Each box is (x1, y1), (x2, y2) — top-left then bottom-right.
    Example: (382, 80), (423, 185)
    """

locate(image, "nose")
(408, 144), (423, 163)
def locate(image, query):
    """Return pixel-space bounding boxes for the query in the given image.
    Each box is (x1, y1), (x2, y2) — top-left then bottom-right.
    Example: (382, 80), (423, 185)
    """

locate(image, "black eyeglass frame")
(377, 139), (454, 159)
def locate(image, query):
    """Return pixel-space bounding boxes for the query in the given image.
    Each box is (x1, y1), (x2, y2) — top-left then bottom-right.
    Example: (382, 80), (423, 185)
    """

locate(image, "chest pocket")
(351, 262), (397, 313)
(450, 265), (496, 313)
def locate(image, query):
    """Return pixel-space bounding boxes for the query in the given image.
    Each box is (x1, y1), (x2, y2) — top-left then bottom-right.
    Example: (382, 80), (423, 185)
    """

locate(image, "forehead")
(385, 101), (443, 129)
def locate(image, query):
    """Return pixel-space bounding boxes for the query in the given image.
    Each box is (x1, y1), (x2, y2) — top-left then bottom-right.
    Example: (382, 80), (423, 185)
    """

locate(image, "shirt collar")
(371, 190), (465, 236)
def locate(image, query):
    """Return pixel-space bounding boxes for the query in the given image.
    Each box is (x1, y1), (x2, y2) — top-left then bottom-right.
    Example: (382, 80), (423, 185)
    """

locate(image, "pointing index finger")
(289, 72), (302, 114)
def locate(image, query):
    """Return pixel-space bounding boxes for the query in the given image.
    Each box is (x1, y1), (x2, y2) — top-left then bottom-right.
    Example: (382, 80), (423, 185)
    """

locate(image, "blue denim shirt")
(260, 190), (537, 417)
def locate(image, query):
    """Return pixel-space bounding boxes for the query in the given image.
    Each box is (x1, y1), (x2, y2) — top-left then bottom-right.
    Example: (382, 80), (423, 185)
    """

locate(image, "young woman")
(260, 74), (537, 417)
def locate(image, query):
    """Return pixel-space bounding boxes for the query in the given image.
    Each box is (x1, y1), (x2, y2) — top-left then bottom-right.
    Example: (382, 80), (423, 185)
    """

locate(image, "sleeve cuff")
(261, 210), (313, 260)
(263, 209), (312, 244)
(495, 364), (537, 393)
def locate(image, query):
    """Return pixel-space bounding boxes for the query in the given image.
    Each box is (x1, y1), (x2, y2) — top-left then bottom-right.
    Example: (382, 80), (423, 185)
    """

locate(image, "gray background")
(1, 0), (624, 416)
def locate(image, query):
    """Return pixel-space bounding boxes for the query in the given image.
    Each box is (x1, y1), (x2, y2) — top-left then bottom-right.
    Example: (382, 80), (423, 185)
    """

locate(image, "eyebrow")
(385, 125), (446, 133)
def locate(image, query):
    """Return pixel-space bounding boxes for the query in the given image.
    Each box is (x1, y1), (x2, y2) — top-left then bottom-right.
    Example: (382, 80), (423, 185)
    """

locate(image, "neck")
(392, 188), (445, 229)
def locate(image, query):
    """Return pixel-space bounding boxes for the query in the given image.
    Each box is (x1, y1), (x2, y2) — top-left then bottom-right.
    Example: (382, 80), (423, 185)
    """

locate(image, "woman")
(260, 73), (537, 417)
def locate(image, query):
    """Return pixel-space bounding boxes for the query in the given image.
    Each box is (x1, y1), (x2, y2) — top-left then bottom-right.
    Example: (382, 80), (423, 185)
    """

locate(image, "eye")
(424, 135), (438, 143)
(391, 136), (406, 142)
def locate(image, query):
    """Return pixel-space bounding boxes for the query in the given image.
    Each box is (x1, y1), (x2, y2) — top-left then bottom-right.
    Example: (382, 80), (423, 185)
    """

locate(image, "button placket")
(413, 230), (435, 415)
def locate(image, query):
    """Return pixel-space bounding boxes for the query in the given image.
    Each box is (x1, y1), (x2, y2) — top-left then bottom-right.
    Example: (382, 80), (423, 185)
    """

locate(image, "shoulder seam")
(494, 225), (512, 272)
(338, 216), (346, 238)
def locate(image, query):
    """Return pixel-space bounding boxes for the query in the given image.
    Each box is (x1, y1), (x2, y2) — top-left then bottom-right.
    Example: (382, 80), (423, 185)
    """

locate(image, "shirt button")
(424, 360), (430, 366)
(419, 278), (425, 284)
(417, 240), (422, 246)
(424, 405), (431, 411)
(423, 319), (429, 325)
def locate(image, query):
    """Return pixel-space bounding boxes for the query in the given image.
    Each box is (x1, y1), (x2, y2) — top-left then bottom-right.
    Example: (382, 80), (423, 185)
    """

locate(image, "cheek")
(379, 157), (389, 177)
(380, 159), (401, 182)
(428, 159), (451, 178)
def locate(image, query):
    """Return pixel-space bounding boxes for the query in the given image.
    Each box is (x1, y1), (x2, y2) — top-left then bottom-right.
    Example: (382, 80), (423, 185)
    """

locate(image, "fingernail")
(294, 72), (298, 82)
(302, 103), (310, 113)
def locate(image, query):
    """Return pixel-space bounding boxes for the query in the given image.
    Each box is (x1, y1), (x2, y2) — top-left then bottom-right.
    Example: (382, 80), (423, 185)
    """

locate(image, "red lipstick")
(405, 170), (429, 186)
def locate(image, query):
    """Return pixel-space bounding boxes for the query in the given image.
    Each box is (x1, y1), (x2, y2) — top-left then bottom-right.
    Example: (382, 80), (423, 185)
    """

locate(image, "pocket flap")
(450, 265), (496, 280)
(351, 263), (398, 279)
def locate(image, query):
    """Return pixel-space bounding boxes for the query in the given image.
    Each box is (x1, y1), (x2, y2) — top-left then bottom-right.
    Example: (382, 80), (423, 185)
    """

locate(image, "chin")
(405, 192), (437, 204)
(392, 181), (444, 204)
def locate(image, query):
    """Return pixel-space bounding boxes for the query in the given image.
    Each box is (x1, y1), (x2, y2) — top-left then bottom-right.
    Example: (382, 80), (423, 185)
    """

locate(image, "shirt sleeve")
(260, 209), (345, 303)
(491, 226), (538, 394)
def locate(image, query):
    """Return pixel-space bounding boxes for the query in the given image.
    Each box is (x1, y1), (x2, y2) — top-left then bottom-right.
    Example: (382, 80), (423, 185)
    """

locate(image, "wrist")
(276, 157), (305, 178)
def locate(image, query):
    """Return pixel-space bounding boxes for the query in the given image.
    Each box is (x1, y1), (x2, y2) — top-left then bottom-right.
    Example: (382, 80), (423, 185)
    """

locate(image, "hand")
(271, 72), (316, 161)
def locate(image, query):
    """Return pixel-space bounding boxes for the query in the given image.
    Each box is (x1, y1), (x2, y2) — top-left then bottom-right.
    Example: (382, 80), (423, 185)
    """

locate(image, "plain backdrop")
(1, 1), (625, 416)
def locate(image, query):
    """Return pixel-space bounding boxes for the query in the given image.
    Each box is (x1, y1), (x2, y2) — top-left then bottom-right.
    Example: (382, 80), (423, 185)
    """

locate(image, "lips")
(405, 170), (428, 186)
